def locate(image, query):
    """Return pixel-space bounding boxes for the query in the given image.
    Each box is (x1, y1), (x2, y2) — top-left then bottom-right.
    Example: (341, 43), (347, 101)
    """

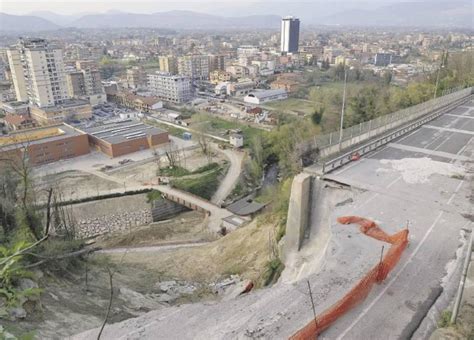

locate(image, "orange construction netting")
(290, 216), (409, 340)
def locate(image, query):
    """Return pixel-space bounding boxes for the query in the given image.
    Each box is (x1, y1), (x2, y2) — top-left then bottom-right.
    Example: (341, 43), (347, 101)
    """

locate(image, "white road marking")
(336, 211), (444, 340)
(456, 137), (472, 155)
(447, 181), (464, 205)
(423, 125), (474, 135)
(445, 113), (474, 119)
(387, 143), (470, 161)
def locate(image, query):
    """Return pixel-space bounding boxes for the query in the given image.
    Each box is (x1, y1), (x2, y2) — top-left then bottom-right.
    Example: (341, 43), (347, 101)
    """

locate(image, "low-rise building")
(29, 99), (92, 124)
(4, 113), (35, 131)
(229, 133), (244, 148)
(227, 80), (255, 97)
(270, 78), (299, 93)
(78, 120), (169, 157)
(210, 70), (232, 84)
(244, 89), (288, 105)
(0, 124), (90, 166)
(111, 92), (163, 112)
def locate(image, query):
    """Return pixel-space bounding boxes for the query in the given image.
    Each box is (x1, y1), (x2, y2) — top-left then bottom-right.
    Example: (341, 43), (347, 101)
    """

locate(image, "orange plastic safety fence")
(290, 216), (409, 340)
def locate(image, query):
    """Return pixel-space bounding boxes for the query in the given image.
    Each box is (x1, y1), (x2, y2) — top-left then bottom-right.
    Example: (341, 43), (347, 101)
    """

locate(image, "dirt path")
(97, 241), (210, 254)
(211, 145), (245, 205)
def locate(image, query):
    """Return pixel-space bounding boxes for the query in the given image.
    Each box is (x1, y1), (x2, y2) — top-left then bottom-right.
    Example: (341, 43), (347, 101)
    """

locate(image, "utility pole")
(338, 67), (348, 151)
(434, 49), (446, 99)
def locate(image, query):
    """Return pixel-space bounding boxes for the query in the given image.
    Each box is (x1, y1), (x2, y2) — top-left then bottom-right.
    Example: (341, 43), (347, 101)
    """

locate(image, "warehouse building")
(79, 120), (169, 157)
(0, 124), (90, 166)
(244, 89), (288, 105)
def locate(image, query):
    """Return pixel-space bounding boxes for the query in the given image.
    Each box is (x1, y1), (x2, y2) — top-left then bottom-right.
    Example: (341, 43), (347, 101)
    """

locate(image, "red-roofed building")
(4, 113), (35, 131)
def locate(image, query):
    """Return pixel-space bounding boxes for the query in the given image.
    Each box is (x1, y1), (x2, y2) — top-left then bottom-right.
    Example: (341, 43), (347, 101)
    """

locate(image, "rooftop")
(246, 89), (287, 100)
(78, 120), (167, 145)
(226, 196), (265, 216)
(36, 99), (91, 112)
(0, 124), (84, 149)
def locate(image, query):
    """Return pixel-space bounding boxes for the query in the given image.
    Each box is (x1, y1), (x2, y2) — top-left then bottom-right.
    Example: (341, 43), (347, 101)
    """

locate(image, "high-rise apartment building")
(76, 60), (103, 96)
(158, 55), (178, 75)
(66, 71), (86, 97)
(126, 66), (147, 89)
(208, 55), (227, 73)
(147, 72), (192, 104)
(280, 17), (300, 54)
(374, 53), (393, 67)
(177, 55), (209, 80)
(7, 38), (69, 107)
(66, 60), (104, 105)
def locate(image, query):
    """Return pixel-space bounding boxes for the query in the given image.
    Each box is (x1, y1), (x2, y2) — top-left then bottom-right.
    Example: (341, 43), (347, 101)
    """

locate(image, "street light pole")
(338, 67), (348, 151)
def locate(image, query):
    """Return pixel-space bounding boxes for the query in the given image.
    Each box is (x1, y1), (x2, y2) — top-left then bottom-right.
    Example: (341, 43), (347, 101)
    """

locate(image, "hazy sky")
(0, 0), (437, 15)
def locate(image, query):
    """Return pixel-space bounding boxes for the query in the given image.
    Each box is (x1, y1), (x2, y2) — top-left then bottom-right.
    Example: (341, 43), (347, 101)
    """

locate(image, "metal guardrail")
(322, 94), (472, 173)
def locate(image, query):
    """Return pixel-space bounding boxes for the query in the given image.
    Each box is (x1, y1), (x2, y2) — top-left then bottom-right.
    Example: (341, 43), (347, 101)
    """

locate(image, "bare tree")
(165, 144), (182, 168)
(197, 133), (213, 163)
(97, 250), (128, 340)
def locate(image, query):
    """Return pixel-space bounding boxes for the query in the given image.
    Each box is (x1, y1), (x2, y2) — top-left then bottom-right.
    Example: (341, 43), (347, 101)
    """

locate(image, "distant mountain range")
(320, 1), (472, 27)
(0, 1), (471, 33)
(0, 13), (60, 32)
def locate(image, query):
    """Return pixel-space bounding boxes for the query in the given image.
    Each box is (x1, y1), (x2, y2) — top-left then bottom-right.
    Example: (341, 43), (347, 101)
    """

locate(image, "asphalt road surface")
(73, 98), (473, 340)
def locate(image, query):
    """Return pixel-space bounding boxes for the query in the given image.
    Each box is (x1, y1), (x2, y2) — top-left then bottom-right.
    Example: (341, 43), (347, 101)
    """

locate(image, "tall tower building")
(7, 38), (69, 107)
(280, 16), (300, 54)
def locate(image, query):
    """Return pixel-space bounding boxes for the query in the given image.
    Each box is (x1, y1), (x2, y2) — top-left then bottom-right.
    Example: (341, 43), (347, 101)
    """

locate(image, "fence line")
(299, 86), (473, 158)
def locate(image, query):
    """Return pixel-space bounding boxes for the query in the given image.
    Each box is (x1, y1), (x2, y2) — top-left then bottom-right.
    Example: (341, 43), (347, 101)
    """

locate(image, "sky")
(0, 0), (436, 16)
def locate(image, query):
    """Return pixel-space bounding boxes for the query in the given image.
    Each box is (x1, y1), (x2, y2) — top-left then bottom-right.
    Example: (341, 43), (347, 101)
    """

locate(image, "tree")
(349, 87), (379, 124)
(311, 106), (325, 125)
(333, 63), (345, 81)
(382, 71), (393, 85)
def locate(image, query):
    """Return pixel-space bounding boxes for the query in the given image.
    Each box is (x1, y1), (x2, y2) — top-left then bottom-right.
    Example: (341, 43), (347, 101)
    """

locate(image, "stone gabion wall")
(76, 209), (152, 239)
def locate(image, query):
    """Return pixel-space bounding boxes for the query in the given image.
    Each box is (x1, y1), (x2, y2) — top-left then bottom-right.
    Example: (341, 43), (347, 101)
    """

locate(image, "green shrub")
(0, 241), (42, 307)
(146, 190), (163, 203)
(171, 168), (222, 200)
(159, 166), (190, 177)
(193, 162), (220, 174)
(261, 258), (285, 286)
(438, 310), (452, 328)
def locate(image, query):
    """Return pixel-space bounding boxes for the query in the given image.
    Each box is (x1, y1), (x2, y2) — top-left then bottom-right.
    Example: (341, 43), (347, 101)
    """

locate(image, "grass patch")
(160, 163), (220, 178)
(267, 98), (316, 116)
(438, 310), (452, 328)
(145, 119), (184, 137)
(160, 166), (190, 177)
(191, 113), (263, 147)
(193, 162), (220, 174)
(171, 167), (222, 200)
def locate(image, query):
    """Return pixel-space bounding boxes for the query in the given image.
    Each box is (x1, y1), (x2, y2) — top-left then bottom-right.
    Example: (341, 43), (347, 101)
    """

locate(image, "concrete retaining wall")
(282, 173), (312, 261)
(151, 199), (189, 222)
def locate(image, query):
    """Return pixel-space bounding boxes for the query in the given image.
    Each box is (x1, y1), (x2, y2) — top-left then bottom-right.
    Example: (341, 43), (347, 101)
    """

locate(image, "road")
(73, 99), (473, 340)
